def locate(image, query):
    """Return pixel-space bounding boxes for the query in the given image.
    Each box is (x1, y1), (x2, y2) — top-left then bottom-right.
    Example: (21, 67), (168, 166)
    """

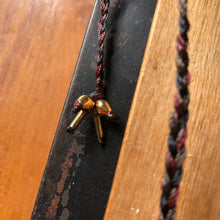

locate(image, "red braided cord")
(90, 0), (110, 100)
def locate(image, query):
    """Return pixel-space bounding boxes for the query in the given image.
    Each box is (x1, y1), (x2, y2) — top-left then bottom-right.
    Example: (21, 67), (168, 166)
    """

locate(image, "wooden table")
(105, 0), (220, 219)
(0, 0), (95, 219)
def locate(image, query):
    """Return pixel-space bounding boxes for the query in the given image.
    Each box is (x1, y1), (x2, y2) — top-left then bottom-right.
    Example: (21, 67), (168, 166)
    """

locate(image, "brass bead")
(95, 99), (112, 116)
(77, 95), (95, 110)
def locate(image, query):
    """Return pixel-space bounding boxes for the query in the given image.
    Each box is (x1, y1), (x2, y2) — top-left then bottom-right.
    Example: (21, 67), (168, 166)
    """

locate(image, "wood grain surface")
(104, 0), (220, 219)
(0, 0), (95, 219)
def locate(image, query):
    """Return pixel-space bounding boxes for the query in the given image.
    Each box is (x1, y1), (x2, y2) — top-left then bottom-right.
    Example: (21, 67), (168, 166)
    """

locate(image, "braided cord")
(159, 0), (190, 219)
(90, 0), (110, 100)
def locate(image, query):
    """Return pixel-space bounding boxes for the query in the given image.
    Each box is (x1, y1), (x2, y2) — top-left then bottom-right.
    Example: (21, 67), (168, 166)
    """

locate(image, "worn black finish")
(32, 0), (157, 219)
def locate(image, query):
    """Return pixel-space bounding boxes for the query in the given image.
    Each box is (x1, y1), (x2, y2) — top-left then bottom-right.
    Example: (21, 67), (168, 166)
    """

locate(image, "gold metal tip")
(68, 110), (88, 131)
(93, 114), (103, 138)
(95, 100), (112, 116)
(66, 126), (74, 133)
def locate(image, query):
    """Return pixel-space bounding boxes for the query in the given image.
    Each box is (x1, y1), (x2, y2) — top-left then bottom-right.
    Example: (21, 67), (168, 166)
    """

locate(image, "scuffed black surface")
(32, 0), (157, 219)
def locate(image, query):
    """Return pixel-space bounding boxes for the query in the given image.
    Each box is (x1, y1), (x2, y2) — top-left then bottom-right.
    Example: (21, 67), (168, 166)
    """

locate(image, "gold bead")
(95, 99), (112, 116)
(77, 95), (95, 110)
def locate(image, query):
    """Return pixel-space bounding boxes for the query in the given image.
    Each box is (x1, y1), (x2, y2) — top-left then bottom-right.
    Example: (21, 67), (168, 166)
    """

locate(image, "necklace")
(159, 0), (190, 219)
(66, 0), (114, 146)
(66, 0), (190, 218)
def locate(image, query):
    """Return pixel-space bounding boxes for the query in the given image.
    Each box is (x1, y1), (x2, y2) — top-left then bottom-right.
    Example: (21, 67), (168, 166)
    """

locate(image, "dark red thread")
(90, 0), (110, 100)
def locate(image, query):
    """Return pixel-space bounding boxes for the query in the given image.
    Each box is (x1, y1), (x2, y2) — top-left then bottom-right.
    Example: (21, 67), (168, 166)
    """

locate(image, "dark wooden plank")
(32, 0), (157, 219)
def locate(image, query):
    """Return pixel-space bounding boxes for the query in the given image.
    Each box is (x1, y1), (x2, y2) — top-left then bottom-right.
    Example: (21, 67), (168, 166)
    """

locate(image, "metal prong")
(67, 110), (87, 132)
(93, 114), (104, 140)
